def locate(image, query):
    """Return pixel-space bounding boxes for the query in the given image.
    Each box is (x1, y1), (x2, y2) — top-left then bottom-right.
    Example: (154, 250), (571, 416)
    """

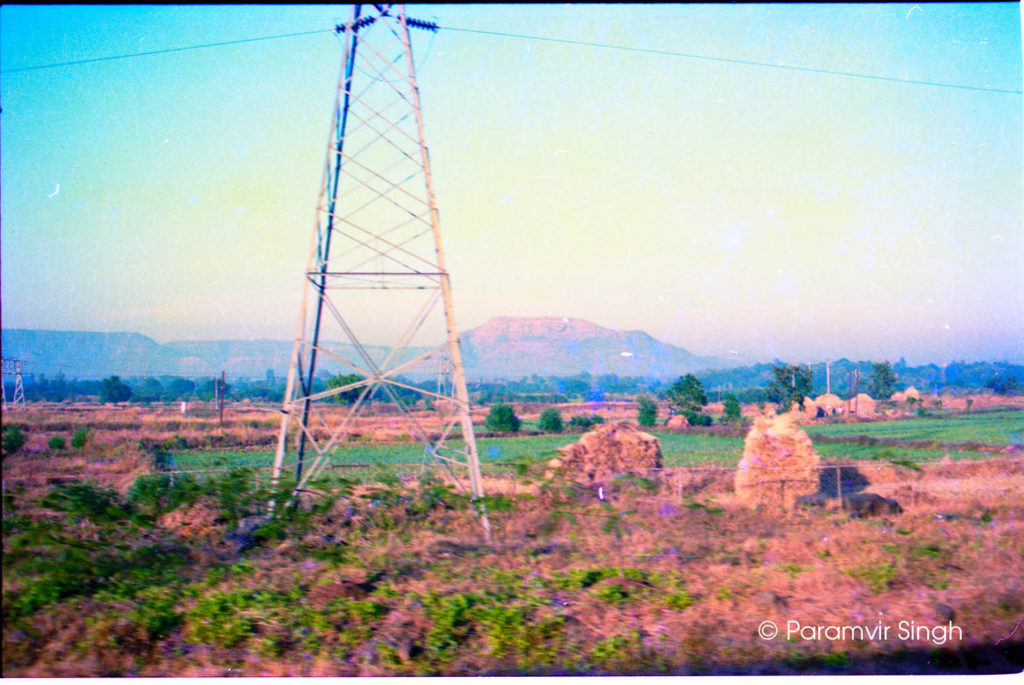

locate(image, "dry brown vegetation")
(3, 403), (1023, 676)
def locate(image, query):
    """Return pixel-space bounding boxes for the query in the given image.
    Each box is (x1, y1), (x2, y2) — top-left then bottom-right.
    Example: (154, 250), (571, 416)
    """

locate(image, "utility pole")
(271, 5), (489, 539)
(219, 371), (226, 425)
(853, 369), (860, 416)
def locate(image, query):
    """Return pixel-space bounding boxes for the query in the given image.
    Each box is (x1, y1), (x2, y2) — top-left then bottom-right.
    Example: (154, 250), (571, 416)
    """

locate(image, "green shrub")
(48, 435), (67, 451)
(538, 408), (564, 432)
(636, 394), (658, 427)
(844, 562), (897, 592)
(664, 589), (695, 610)
(723, 394), (742, 422)
(683, 411), (713, 427)
(2, 425), (26, 454)
(184, 589), (258, 648)
(42, 482), (134, 525)
(71, 427), (90, 449)
(485, 404), (521, 433)
(569, 414), (604, 430)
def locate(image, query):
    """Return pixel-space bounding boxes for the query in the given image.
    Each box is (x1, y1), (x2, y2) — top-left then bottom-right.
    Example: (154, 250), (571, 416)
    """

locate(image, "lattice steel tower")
(1, 358), (27, 411)
(271, 5), (488, 535)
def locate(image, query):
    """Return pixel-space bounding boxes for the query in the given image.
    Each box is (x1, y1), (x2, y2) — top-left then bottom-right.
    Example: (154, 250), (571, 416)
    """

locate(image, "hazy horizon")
(2, 4), (1022, 367)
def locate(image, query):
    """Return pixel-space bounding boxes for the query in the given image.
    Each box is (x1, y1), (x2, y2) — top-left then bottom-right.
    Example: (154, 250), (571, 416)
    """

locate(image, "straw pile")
(852, 393), (877, 417)
(666, 414), (689, 429)
(815, 394), (843, 415)
(546, 421), (663, 483)
(735, 414), (821, 510)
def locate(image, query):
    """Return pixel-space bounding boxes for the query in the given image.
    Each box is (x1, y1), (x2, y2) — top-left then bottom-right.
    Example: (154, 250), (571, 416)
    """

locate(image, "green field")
(805, 409), (1023, 446)
(172, 411), (1015, 475)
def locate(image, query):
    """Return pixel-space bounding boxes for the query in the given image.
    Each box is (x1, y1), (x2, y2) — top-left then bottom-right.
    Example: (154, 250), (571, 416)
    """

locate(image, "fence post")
(836, 465), (842, 498)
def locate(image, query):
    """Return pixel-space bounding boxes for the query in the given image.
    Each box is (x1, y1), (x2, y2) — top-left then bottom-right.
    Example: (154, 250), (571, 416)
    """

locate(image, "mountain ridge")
(2, 317), (721, 380)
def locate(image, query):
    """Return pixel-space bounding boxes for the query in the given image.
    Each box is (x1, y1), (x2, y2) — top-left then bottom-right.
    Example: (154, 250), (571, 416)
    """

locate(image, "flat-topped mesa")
(469, 316), (613, 343)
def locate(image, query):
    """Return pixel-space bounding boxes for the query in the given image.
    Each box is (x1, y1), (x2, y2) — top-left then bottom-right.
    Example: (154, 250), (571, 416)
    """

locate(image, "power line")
(1, 20), (1019, 96)
(442, 25), (1023, 96)
(0, 28), (333, 74)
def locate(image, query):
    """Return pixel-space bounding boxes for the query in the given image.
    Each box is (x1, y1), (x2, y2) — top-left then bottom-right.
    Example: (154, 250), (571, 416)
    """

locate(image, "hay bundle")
(666, 414), (689, 429)
(547, 421), (662, 483)
(815, 394), (843, 415)
(735, 414), (820, 510)
(791, 399), (819, 419)
(852, 393), (876, 417)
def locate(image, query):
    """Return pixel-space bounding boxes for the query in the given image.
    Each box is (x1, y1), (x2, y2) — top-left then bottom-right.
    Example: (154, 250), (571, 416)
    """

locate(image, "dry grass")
(3, 404), (1023, 676)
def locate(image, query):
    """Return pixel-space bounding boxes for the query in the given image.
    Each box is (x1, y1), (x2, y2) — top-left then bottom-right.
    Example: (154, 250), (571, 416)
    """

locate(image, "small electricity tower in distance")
(1, 358), (27, 411)
(271, 4), (488, 536)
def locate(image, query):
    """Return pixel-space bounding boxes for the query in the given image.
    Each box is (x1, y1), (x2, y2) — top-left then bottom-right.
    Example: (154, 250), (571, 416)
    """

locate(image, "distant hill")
(460, 316), (722, 378)
(0, 329), (202, 379)
(1, 318), (721, 381)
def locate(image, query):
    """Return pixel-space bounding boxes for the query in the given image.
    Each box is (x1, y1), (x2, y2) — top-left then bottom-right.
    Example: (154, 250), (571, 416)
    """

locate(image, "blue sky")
(2, 3), (1021, 365)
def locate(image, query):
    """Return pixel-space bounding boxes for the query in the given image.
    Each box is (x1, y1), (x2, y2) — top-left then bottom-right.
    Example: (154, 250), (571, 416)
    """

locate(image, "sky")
(1, 3), (1022, 366)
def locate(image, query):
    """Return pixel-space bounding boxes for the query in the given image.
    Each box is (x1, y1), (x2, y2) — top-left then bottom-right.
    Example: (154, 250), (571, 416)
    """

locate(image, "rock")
(795, 493), (830, 508)
(842, 493), (903, 518)
(755, 590), (788, 610)
(934, 603), (955, 622)
(224, 514), (271, 554)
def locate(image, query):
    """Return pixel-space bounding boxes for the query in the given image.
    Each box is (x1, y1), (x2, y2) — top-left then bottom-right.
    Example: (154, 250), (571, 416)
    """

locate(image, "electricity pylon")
(1, 358), (26, 411)
(271, 5), (488, 537)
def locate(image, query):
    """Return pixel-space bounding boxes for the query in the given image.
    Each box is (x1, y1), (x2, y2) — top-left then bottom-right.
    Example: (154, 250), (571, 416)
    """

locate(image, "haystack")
(815, 394), (843, 415)
(851, 393), (876, 417)
(735, 414), (820, 510)
(666, 414), (689, 429)
(547, 421), (662, 483)
(790, 399), (819, 420)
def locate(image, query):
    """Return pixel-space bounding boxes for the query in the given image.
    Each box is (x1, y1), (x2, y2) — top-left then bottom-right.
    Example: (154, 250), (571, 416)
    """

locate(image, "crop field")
(3, 403), (1023, 676)
(172, 414), (1011, 474)
(805, 410), (1024, 447)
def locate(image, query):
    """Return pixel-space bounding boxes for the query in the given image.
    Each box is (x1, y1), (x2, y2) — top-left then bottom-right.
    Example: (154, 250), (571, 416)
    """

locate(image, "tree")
(167, 378), (196, 399)
(766, 364), (812, 411)
(485, 403), (521, 433)
(723, 394), (742, 422)
(326, 373), (364, 405)
(538, 408), (564, 432)
(636, 394), (658, 427)
(868, 361), (897, 400)
(100, 376), (132, 404)
(666, 374), (707, 416)
(985, 374), (1022, 396)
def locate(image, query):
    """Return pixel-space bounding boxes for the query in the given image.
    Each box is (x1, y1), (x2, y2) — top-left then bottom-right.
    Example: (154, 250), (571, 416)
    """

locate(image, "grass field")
(805, 410), (1023, 446)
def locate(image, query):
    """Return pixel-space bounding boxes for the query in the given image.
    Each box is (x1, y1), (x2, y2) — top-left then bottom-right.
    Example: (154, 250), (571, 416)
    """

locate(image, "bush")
(48, 435), (67, 451)
(71, 427), (90, 449)
(485, 403), (521, 433)
(636, 395), (658, 427)
(538, 408), (563, 432)
(569, 414), (605, 430)
(3, 425), (27, 454)
(723, 394), (742, 422)
(683, 411), (713, 427)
